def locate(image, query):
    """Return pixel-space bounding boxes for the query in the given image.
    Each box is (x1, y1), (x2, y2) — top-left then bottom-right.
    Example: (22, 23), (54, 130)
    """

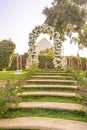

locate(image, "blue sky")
(0, 0), (87, 57)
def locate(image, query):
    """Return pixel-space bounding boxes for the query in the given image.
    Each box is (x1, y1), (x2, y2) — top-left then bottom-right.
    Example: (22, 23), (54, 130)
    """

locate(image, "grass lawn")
(20, 95), (78, 103)
(3, 108), (87, 122)
(22, 87), (75, 92)
(0, 70), (27, 87)
(0, 70), (27, 81)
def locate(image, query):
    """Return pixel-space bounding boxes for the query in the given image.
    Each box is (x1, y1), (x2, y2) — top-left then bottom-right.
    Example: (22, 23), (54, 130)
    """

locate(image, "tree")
(70, 25), (87, 48)
(43, 0), (87, 46)
(0, 39), (16, 70)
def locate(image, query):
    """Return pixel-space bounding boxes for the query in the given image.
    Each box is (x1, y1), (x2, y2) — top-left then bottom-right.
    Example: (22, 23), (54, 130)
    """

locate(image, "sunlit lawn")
(0, 70), (27, 80)
(0, 70), (27, 82)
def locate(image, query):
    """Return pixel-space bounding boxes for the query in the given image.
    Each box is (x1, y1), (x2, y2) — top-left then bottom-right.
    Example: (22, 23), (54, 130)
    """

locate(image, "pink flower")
(85, 97), (87, 100)
(7, 102), (12, 107)
(4, 95), (11, 98)
(4, 84), (9, 89)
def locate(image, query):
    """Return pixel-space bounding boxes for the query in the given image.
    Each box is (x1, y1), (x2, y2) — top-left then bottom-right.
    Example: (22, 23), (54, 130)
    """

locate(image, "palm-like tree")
(70, 25), (87, 50)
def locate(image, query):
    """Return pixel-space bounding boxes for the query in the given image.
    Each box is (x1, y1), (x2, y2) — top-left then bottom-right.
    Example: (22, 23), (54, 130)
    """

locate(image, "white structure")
(26, 24), (62, 69)
(61, 57), (67, 70)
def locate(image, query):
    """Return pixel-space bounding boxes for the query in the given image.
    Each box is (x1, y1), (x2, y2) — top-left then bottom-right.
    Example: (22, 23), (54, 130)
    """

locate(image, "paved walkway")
(18, 102), (83, 110)
(20, 91), (76, 97)
(23, 84), (77, 89)
(0, 117), (87, 130)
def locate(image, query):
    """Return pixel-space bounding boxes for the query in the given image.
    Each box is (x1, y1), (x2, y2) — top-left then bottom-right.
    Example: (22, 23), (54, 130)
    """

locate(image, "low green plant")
(20, 95), (77, 103)
(27, 63), (39, 77)
(75, 71), (87, 107)
(0, 80), (21, 118)
(4, 108), (87, 122)
(69, 67), (87, 108)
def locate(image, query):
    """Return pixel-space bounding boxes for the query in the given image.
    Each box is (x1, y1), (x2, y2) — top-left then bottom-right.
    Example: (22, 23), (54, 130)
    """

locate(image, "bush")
(38, 54), (54, 68)
(65, 56), (87, 71)
(27, 63), (39, 77)
(0, 40), (16, 70)
(75, 71), (87, 107)
(0, 80), (21, 118)
(69, 67), (87, 108)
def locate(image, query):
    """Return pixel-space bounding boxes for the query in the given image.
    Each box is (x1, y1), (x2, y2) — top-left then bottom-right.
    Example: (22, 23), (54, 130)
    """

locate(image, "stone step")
(39, 70), (68, 73)
(0, 117), (87, 130)
(23, 84), (77, 89)
(37, 70), (70, 72)
(37, 73), (71, 76)
(18, 102), (83, 111)
(19, 91), (76, 97)
(30, 75), (74, 80)
(26, 79), (76, 85)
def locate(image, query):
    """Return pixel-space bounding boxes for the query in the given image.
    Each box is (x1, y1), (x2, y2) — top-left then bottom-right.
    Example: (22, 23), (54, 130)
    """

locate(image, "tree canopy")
(43, 0), (87, 47)
(0, 39), (16, 70)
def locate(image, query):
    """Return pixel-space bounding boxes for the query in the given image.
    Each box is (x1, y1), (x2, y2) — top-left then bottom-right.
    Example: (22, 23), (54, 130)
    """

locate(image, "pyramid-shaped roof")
(36, 38), (53, 53)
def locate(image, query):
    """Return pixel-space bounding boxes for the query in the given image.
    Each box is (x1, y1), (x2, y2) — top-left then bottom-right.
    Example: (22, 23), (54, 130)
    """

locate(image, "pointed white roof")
(36, 38), (53, 53)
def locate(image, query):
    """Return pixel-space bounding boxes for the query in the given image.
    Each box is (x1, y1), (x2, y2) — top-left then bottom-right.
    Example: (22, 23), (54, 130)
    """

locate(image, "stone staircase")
(0, 70), (87, 130)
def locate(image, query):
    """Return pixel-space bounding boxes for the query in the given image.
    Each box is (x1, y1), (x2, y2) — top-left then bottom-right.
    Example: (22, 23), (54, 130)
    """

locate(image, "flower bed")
(0, 80), (21, 118)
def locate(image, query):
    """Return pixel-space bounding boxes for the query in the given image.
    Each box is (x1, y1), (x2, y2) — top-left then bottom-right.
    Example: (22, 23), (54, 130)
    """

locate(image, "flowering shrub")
(70, 68), (87, 108)
(75, 71), (87, 107)
(0, 80), (21, 118)
(76, 84), (87, 106)
(28, 24), (62, 68)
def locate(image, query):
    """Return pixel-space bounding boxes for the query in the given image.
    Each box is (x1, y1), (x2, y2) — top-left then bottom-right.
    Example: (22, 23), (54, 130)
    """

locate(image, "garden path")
(0, 69), (87, 129)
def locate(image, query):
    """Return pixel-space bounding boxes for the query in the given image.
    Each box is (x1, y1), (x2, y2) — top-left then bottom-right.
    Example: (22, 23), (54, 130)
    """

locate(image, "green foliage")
(27, 63), (39, 77)
(38, 48), (54, 69)
(0, 39), (16, 70)
(43, 0), (87, 45)
(4, 108), (87, 122)
(40, 48), (50, 54)
(73, 0), (87, 5)
(0, 70), (27, 80)
(20, 95), (77, 103)
(81, 57), (86, 70)
(9, 52), (29, 70)
(8, 54), (17, 70)
(22, 87), (75, 93)
(38, 54), (54, 68)
(65, 56), (87, 71)
(22, 52), (28, 69)
(0, 80), (20, 118)
(71, 25), (87, 47)
(69, 67), (87, 108)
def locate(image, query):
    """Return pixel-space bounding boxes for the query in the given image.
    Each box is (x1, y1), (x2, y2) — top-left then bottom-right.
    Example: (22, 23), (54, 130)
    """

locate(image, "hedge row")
(65, 56), (87, 71)
(8, 54), (87, 70)
(38, 54), (54, 68)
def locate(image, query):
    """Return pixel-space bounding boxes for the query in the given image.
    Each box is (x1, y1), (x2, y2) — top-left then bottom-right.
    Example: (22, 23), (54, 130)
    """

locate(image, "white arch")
(26, 24), (62, 68)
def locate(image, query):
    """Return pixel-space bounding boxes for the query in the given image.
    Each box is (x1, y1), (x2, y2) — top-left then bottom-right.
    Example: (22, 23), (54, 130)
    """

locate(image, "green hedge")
(65, 56), (87, 70)
(38, 54), (54, 69)
(9, 53), (87, 71)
